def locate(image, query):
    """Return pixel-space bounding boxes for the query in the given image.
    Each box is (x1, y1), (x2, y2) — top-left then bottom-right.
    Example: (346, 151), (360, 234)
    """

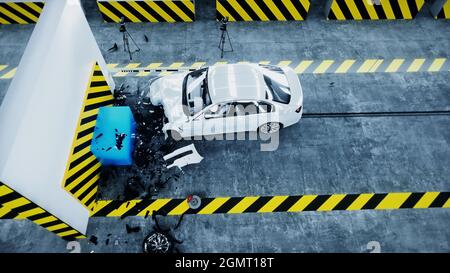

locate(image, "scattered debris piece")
(187, 195), (202, 210)
(89, 236), (98, 245)
(105, 238), (110, 245)
(163, 144), (203, 170)
(126, 224), (141, 234)
(108, 43), (118, 52)
(115, 129), (127, 150)
(124, 176), (145, 200)
(144, 34), (149, 42)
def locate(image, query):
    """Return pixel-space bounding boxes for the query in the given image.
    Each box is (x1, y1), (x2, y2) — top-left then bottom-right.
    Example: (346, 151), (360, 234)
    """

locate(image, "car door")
(228, 101), (260, 132)
(187, 102), (232, 136)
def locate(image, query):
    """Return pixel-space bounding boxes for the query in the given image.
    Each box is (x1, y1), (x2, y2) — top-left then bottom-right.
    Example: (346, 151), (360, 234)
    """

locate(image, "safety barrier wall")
(62, 62), (114, 211)
(430, 0), (449, 18)
(0, 182), (86, 240)
(97, 0), (195, 22)
(216, 0), (311, 21)
(0, 0), (44, 24)
(325, 0), (425, 20)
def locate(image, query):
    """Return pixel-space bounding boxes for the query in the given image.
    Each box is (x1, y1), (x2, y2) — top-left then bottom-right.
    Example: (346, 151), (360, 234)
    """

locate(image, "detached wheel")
(259, 122), (281, 134)
(143, 232), (173, 253)
(167, 130), (182, 141)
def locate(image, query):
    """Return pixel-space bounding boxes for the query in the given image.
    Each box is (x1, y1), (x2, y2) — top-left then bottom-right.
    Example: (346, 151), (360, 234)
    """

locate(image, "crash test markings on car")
(146, 63), (303, 139)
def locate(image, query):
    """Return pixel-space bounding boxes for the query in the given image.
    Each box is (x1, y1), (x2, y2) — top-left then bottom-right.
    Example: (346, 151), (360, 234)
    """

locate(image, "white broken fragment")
(163, 144), (203, 170)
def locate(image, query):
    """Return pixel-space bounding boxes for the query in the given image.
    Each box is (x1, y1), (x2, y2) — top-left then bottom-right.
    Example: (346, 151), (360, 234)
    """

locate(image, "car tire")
(143, 232), (174, 254)
(167, 130), (182, 141)
(258, 122), (282, 135)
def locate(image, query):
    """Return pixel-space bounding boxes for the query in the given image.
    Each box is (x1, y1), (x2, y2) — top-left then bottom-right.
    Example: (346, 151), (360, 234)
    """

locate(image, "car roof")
(207, 63), (266, 103)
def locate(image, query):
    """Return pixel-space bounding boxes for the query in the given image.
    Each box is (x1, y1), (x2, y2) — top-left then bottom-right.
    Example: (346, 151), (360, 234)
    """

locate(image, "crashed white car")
(146, 63), (303, 139)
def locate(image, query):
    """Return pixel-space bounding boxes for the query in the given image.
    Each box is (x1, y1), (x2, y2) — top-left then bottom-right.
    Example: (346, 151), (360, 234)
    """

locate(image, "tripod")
(120, 21), (140, 60)
(218, 20), (233, 59)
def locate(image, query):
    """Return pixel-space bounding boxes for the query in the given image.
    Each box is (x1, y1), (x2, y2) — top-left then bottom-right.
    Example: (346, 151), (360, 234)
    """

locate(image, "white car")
(146, 63), (303, 139)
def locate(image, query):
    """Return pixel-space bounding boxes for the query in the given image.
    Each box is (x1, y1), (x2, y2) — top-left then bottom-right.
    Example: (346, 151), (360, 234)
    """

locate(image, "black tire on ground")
(143, 232), (174, 254)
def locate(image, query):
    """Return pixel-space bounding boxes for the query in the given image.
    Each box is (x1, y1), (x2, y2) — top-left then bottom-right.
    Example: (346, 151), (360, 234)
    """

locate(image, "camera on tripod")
(118, 17), (140, 60)
(119, 17), (126, 33)
(218, 16), (233, 58)
(220, 16), (228, 31)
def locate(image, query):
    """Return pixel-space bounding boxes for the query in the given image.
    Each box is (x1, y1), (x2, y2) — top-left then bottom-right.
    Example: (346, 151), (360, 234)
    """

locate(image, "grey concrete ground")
(0, 0), (449, 252)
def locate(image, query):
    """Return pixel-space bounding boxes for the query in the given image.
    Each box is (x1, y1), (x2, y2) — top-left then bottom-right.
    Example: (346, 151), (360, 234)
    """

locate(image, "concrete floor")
(0, 0), (449, 252)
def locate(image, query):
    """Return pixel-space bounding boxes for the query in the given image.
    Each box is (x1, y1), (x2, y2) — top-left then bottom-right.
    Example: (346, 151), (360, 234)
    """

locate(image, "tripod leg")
(221, 35), (225, 58)
(126, 30), (141, 52)
(218, 31), (225, 48)
(226, 31), (233, 52)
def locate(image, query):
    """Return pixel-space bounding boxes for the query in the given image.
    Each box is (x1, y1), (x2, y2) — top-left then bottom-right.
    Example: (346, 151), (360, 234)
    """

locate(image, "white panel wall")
(0, 0), (114, 233)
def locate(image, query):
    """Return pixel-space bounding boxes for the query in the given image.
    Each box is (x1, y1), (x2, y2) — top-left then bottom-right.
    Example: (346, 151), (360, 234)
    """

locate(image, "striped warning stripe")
(436, 0), (450, 19)
(90, 191), (450, 217)
(107, 57), (450, 76)
(61, 62), (114, 211)
(217, 0), (311, 21)
(0, 1), (44, 24)
(97, 0), (195, 22)
(1, 58), (448, 80)
(327, 0), (425, 20)
(0, 182), (86, 240)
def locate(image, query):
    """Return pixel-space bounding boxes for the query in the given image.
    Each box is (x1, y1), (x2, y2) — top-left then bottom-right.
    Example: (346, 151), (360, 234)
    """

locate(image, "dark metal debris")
(89, 235), (98, 245)
(126, 224), (141, 234)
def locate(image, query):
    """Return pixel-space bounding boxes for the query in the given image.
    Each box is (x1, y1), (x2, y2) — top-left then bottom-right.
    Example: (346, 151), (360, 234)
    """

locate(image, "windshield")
(182, 67), (212, 116)
(259, 65), (291, 104)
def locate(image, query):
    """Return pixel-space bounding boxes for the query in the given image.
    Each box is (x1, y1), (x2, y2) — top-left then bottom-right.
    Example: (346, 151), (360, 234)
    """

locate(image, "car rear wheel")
(259, 122), (281, 134)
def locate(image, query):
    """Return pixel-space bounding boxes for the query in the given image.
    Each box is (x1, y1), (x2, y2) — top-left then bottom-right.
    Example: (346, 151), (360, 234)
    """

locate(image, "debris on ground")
(163, 144), (203, 170)
(108, 43), (118, 52)
(126, 224), (141, 234)
(98, 80), (188, 200)
(89, 236), (98, 245)
(143, 211), (185, 253)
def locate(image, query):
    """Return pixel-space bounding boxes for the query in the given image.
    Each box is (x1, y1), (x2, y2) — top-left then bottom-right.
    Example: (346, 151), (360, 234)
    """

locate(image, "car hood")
(148, 72), (189, 123)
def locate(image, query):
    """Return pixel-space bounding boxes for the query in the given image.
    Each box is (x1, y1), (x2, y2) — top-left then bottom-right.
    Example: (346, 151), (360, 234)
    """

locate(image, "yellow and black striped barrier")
(0, 1), (44, 24)
(90, 191), (450, 217)
(434, 0), (449, 19)
(0, 182), (86, 240)
(1, 58), (449, 80)
(61, 62), (114, 211)
(97, 0), (195, 22)
(216, 0), (311, 21)
(325, 0), (425, 20)
(105, 58), (450, 76)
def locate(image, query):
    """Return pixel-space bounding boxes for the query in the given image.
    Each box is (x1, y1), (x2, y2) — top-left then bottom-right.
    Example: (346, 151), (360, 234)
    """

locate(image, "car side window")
(204, 103), (231, 119)
(258, 101), (274, 113)
(228, 102), (258, 116)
